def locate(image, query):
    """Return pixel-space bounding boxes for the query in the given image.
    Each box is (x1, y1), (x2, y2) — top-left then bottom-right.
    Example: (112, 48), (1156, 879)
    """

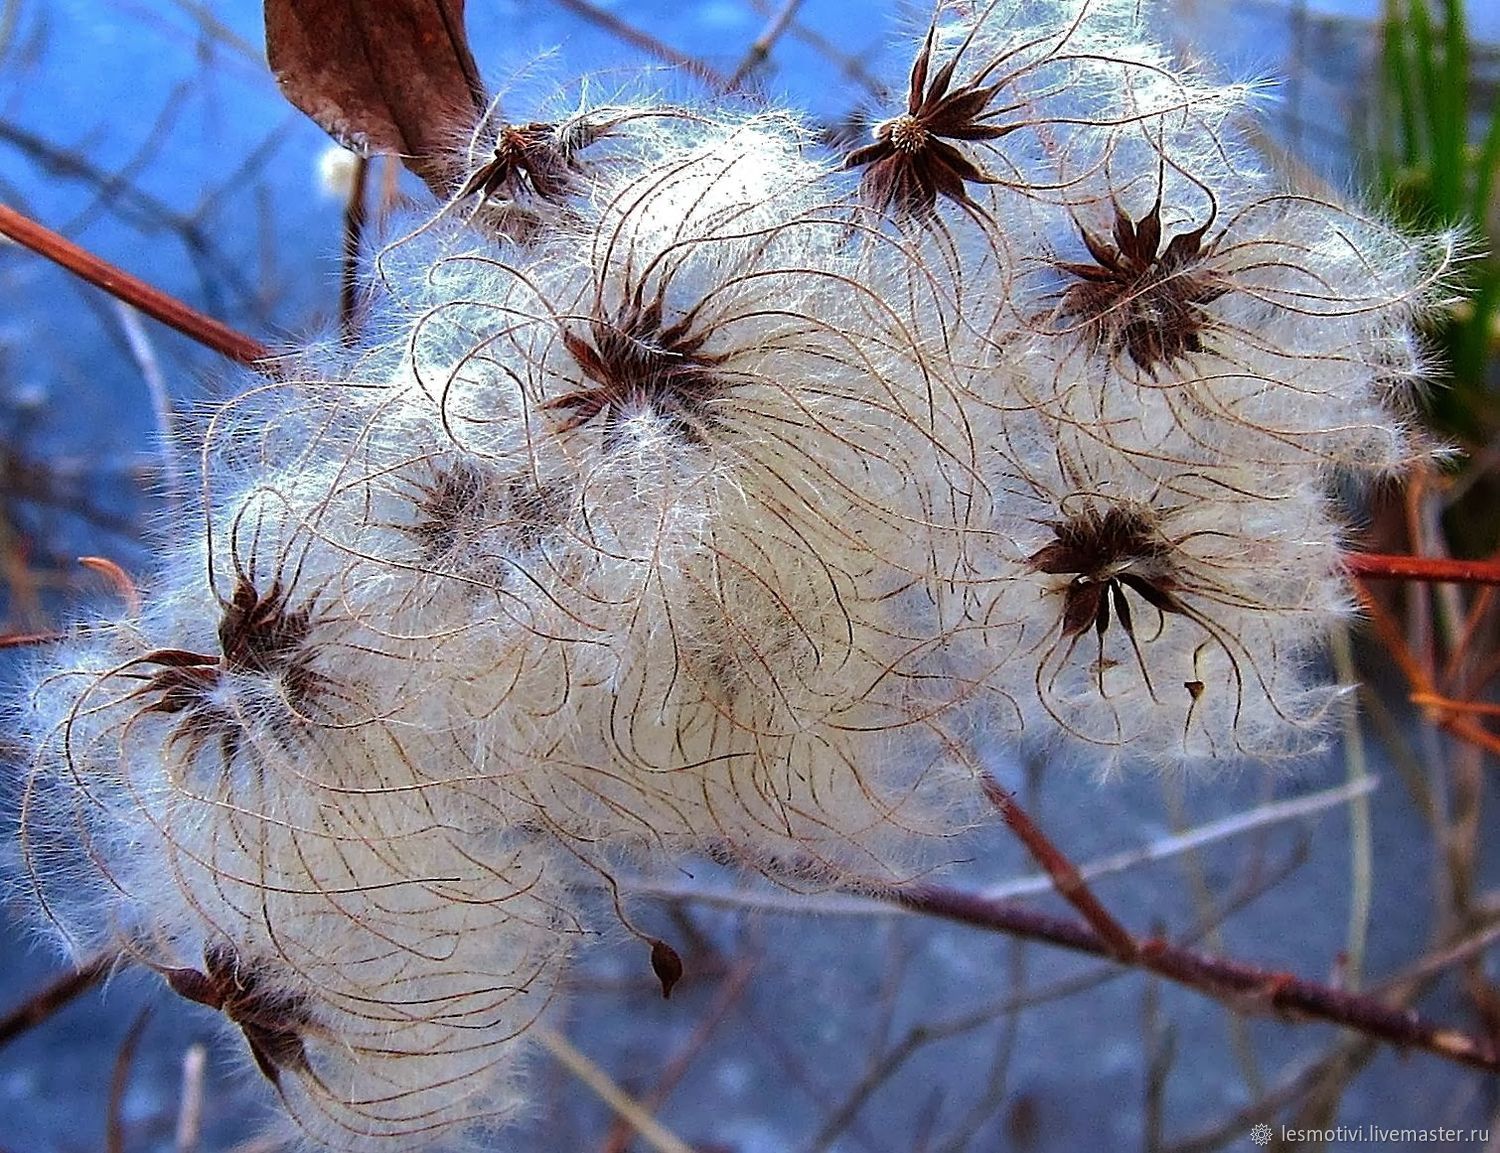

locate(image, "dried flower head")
(946, 431), (1351, 769)
(1054, 199), (1228, 376)
(445, 101), (687, 242)
(1018, 185), (1455, 474)
(456, 120), (584, 207)
(164, 945), (320, 1089)
(397, 455), (568, 579)
(1026, 502), (1193, 694)
(845, 23), (1014, 219)
(548, 292), (731, 446)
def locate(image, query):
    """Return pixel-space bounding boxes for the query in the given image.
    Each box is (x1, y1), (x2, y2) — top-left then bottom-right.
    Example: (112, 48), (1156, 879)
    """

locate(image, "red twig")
(1345, 551), (1500, 586)
(0, 203), (271, 369)
(889, 884), (1500, 1074)
(980, 774), (1139, 961)
(78, 555), (141, 615)
(0, 630), (66, 647)
(1353, 579), (1500, 757)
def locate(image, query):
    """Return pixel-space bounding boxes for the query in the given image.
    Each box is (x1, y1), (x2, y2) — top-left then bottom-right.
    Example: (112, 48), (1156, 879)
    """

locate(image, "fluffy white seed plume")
(1008, 175), (1455, 476)
(17, 470), (580, 1152)
(844, 0), (1450, 772)
(945, 427), (1352, 771)
(3, 0), (1461, 1146)
(842, 0), (1248, 237)
(404, 61), (719, 253)
(371, 110), (980, 886)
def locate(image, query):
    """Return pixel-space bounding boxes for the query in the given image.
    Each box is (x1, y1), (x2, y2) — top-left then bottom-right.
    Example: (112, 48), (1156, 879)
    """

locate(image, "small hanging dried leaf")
(649, 938), (684, 1000)
(264, 0), (485, 196)
(78, 555), (141, 614)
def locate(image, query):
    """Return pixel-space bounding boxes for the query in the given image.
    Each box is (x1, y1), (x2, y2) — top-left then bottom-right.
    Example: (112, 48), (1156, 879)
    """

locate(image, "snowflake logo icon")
(1249, 1122), (1274, 1146)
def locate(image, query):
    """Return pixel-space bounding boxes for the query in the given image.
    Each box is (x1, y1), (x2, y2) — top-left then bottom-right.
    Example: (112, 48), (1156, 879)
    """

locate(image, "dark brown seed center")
(885, 114), (929, 154)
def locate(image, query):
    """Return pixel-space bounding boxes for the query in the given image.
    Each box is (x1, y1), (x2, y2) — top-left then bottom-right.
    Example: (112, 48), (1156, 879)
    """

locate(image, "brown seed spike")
(406, 460), (491, 562)
(162, 947), (319, 1088)
(164, 964), (226, 1010)
(219, 579), (311, 681)
(649, 938), (684, 1000)
(123, 574), (324, 767)
(403, 460), (567, 575)
(1026, 506), (1190, 697)
(844, 24), (1016, 220)
(1055, 202), (1229, 377)
(456, 123), (577, 208)
(545, 294), (730, 448)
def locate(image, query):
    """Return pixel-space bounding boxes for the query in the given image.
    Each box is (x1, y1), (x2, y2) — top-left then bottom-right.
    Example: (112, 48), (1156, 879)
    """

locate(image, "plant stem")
(0, 951), (114, 1048)
(889, 883), (1500, 1074)
(1345, 551), (1500, 585)
(980, 773), (1139, 961)
(0, 204), (271, 369)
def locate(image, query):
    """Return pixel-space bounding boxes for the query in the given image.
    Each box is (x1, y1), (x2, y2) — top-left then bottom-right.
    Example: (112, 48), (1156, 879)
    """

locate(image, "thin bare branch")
(548, 0), (729, 88)
(0, 204), (271, 368)
(890, 884), (1500, 1073)
(339, 152), (370, 346)
(599, 954), (756, 1153)
(726, 0), (804, 90)
(536, 1028), (695, 1153)
(106, 1008), (152, 1153)
(0, 951), (114, 1049)
(625, 776), (1378, 917)
(981, 773), (1139, 961)
(175, 1043), (207, 1153)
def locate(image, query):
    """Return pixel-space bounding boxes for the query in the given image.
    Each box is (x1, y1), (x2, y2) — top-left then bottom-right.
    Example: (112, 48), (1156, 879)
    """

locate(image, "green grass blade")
(1407, 0), (1450, 212)
(1381, 0), (1420, 171)
(1436, 0), (1469, 217)
(1473, 100), (1500, 226)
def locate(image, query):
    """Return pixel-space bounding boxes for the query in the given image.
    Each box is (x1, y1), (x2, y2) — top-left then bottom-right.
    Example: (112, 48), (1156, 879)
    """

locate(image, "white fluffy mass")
(8, 0), (1453, 1147)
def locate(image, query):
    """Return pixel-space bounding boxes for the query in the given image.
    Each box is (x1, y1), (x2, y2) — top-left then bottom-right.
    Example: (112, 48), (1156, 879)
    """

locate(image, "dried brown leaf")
(264, 0), (485, 195)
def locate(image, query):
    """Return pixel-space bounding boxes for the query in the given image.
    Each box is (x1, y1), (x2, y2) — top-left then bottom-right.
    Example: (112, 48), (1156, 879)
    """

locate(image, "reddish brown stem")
(1345, 551), (1500, 586)
(1408, 693), (1500, 718)
(0, 631), (66, 648)
(78, 555), (141, 615)
(0, 951), (114, 1048)
(981, 774), (1139, 961)
(1354, 580), (1500, 757)
(0, 204), (271, 369)
(890, 884), (1499, 1073)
